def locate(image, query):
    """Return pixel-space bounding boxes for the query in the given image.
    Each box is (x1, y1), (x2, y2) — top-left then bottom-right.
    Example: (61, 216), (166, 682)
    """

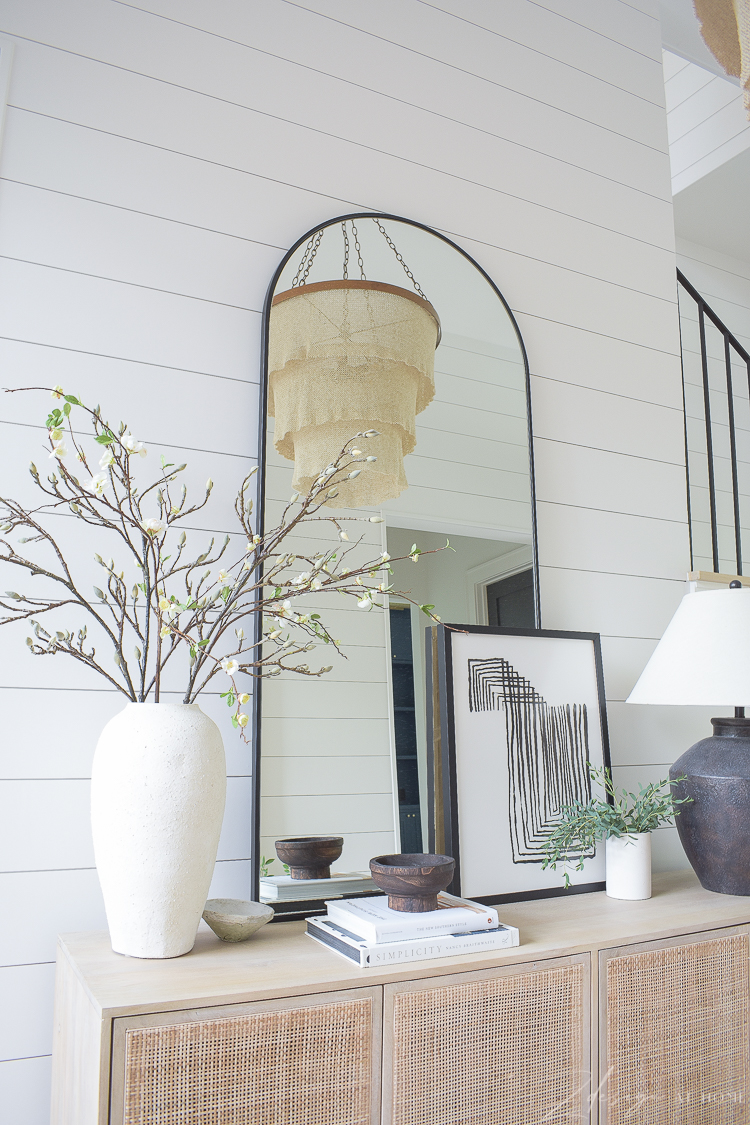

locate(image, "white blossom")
(87, 472), (107, 496)
(237, 712), (249, 728)
(221, 658), (239, 676)
(122, 433), (147, 457)
(217, 570), (231, 586)
(49, 441), (68, 459)
(357, 596), (373, 609)
(99, 449), (115, 469)
(141, 517), (164, 535)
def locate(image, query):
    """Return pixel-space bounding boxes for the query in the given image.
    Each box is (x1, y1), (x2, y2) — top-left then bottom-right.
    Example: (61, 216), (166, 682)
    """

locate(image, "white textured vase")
(91, 702), (226, 958)
(605, 832), (652, 900)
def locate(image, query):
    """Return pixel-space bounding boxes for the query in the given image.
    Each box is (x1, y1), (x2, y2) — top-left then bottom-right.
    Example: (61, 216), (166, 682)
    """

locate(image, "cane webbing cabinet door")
(383, 954), (591, 1125)
(110, 986), (382, 1125)
(600, 926), (750, 1125)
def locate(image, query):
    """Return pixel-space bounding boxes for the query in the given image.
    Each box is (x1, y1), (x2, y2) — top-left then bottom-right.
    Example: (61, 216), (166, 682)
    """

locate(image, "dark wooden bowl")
(369, 853), (455, 912)
(274, 836), (344, 880)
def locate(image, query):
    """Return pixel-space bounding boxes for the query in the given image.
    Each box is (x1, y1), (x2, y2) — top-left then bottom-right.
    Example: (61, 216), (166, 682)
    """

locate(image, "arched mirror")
(252, 213), (538, 910)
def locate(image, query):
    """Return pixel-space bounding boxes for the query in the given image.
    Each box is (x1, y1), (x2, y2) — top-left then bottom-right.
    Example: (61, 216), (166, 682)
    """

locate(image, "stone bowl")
(275, 836), (344, 879)
(202, 899), (274, 943)
(369, 853), (455, 912)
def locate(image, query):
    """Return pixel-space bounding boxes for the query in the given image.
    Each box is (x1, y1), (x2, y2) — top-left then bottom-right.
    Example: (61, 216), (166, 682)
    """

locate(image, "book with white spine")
(306, 915), (519, 967)
(324, 891), (499, 944)
(259, 871), (374, 902)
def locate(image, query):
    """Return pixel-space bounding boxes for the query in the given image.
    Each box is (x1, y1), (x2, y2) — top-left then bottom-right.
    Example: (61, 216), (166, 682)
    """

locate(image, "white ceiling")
(672, 145), (750, 261)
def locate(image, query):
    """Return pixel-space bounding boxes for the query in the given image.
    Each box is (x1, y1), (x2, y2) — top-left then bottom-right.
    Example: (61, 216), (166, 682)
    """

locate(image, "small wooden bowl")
(369, 853), (455, 912)
(275, 836), (344, 880)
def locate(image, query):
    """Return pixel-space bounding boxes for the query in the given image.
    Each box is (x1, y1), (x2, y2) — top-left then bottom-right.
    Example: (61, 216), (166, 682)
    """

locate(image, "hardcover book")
(306, 915), (520, 967)
(324, 891), (499, 943)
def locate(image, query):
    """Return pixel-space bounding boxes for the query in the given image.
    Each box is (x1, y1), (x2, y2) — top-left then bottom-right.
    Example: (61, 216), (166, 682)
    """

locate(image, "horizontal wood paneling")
(0, 0), (691, 1101)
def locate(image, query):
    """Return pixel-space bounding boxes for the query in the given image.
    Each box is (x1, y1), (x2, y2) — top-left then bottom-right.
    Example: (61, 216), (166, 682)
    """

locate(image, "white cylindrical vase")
(91, 702), (226, 958)
(605, 832), (652, 900)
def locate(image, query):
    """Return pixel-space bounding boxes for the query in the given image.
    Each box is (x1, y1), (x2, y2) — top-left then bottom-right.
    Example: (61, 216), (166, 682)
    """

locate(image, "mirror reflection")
(259, 215), (536, 909)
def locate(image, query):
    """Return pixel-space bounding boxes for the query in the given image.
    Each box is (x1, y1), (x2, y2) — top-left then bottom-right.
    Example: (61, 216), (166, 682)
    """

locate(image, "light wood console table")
(52, 871), (750, 1124)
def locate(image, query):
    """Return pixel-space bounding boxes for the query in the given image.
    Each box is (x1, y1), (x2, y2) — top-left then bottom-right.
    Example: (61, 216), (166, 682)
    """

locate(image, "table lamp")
(627, 581), (750, 895)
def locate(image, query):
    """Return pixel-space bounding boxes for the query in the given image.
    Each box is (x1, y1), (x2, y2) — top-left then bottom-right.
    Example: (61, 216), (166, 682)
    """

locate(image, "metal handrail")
(677, 269), (750, 575)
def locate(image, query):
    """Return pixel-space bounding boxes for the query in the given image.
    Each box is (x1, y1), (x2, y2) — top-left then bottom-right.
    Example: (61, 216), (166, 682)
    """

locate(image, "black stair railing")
(677, 269), (750, 575)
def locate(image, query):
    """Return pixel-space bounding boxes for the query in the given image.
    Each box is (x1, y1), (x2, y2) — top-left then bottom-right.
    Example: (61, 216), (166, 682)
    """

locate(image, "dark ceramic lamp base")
(670, 716), (750, 896)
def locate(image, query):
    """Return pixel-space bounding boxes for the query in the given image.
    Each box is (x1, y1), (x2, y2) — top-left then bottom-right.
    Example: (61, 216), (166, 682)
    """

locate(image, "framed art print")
(430, 623), (611, 904)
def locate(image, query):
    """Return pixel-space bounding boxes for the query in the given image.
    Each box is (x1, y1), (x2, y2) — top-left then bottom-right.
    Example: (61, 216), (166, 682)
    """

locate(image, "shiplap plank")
(0, 870), (106, 966)
(260, 792), (394, 834)
(533, 439), (688, 521)
(0, 340), (261, 458)
(0, 178), (280, 312)
(536, 502), (689, 580)
(0, 257), (260, 379)
(530, 376), (686, 463)
(0, 964), (56, 1061)
(0, 776), (251, 872)
(262, 755), (392, 798)
(538, 567), (685, 637)
(261, 716), (390, 757)
(519, 317), (684, 409)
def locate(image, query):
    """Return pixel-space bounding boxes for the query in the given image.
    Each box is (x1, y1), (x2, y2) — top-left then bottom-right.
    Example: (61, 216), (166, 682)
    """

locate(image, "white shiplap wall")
(0, 2), (694, 1119)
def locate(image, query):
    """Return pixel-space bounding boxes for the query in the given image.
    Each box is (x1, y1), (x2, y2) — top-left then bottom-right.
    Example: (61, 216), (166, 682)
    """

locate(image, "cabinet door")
(110, 985), (381, 1125)
(383, 954), (591, 1125)
(600, 926), (750, 1124)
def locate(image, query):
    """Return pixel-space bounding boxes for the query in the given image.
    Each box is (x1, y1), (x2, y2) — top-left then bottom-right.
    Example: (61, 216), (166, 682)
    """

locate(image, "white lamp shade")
(627, 588), (750, 706)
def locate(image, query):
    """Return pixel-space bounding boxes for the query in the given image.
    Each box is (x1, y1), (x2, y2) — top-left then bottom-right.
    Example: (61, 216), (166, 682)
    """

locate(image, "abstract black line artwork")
(468, 657), (593, 864)
(434, 624), (610, 901)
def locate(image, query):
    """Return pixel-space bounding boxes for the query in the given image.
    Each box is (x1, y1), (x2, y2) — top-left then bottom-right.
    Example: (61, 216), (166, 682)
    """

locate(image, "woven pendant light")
(267, 223), (440, 509)
(695, 0), (750, 118)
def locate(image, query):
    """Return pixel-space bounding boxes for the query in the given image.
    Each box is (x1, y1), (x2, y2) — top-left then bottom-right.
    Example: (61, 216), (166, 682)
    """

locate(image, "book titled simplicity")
(306, 915), (520, 967)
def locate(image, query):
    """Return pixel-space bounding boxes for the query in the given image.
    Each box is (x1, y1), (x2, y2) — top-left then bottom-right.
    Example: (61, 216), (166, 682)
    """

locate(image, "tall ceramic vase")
(91, 702), (226, 958)
(605, 832), (652, 900)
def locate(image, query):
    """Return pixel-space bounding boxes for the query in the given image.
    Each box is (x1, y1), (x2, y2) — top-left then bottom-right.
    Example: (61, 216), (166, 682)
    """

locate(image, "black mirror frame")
(250, 211), (539, 903)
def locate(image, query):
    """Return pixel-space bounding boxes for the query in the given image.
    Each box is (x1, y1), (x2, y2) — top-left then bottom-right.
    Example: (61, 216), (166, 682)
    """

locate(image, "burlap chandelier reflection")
(267, 219), (441, 509)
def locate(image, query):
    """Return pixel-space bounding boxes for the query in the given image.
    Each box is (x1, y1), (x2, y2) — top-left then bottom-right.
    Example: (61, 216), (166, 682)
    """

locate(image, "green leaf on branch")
(95, 432), (115, 446)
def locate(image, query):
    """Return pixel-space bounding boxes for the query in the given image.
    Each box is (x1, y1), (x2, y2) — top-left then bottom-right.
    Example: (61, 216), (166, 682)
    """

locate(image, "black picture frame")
(429, 623), (612, 905)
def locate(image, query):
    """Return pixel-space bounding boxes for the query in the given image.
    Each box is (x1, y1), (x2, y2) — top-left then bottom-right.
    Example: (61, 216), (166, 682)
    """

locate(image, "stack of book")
(259, 871), (375, 903)
(306, 892), (520, 967)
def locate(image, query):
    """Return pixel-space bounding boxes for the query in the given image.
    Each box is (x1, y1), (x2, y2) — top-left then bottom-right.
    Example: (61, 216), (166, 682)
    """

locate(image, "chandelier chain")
(373, 218), (427, 299)
(291, 229), (323, 287)
(341, 221), (350, 280)
(351, 222), (367, 281)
